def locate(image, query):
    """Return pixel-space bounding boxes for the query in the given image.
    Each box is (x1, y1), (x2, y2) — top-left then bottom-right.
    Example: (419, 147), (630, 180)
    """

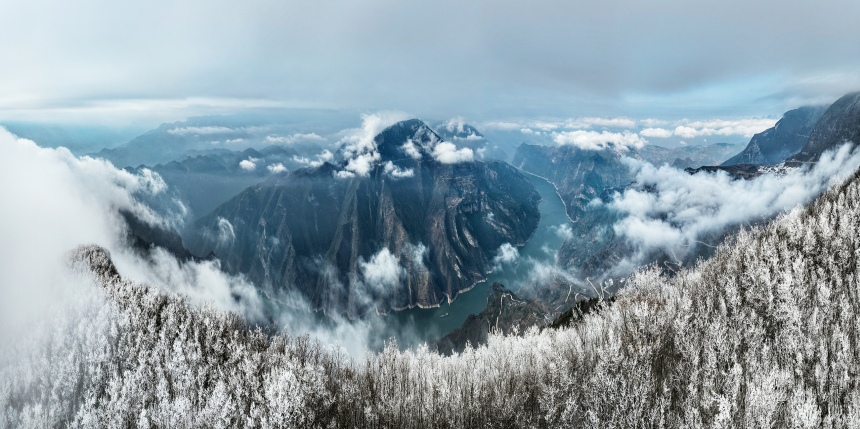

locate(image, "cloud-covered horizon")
(1, 1), (859, 124)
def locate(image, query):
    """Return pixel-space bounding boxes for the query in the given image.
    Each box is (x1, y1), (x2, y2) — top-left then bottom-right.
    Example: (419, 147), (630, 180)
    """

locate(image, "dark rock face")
(788, 92), (860, 164)
(188, 120), (541, 317)
(434, 283), (546, 355)
(723, 105), (828, 166)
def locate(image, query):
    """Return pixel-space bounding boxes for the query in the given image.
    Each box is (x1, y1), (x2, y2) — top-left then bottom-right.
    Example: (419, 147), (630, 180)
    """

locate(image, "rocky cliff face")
(788, 92), (860, 164)
(722, 105), (828, 166)
(187, 120), (540, 317)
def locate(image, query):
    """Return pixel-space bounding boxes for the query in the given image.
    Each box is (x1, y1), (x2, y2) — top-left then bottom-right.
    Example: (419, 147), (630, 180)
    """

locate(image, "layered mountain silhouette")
(722, 105), (827, 166)
(187, 119), (541, 317)
(788, 92), (860, 164)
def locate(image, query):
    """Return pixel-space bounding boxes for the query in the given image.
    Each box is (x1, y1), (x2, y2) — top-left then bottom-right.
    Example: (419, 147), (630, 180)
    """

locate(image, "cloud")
(215, 217), (236, 244)
(239, 158), (258, 171)
(401, 139), (423, 159)
(443, 117), (467, 134)
(318, 149), (334, 162)
(550, 224), (574, 241)
(609, 143), (860, 265)
(264, 133), (326, 145)
(334, 170), (356, 179)
(432, 141), (474, 164)
(267, 163), (287, 173)
(290, 150), (333, 169)
(359, 248), (405, 293)
(553, 130), (646, 151)
(383, 161), (414, 178)
(167, 126), (235, 136)
(639, 127), (674, 138)
(565, 117), (637, 129)
(672, 118), (777, 139)
(492, 243), (519, 270)
(344, 152), (380, 176)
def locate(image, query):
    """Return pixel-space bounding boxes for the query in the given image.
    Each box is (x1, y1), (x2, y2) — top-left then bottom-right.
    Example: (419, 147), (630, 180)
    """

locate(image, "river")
(382, 171), (573, 348)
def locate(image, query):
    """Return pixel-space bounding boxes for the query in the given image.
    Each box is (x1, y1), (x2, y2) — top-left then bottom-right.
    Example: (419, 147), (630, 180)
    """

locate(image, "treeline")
(4, 169), (860, 427)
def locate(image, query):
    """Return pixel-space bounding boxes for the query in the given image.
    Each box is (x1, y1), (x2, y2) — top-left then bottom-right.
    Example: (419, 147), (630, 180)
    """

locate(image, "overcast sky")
(1, 0), (859, 126)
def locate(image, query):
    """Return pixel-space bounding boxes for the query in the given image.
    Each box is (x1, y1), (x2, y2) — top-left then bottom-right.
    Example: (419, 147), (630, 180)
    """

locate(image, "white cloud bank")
(608, 144), (860, 264)
(432, 142), (474, 164)
(239, 157), (259, 171)
(553, 130), (646, 151)
(265, 133), (326, 145)
(360, 248), (405, 293)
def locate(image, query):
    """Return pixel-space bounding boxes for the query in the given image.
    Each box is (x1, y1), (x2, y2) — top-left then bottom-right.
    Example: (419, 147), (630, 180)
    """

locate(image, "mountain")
(788, 92), (860, 164)
(722, 105), (828, 166)
(187, 119), (541, 317)
(638, 142), (743, 169)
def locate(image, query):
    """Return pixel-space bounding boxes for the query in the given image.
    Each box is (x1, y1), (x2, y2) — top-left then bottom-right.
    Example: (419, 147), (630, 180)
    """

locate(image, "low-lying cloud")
(265, 132), (326, 145)
(607, 143), (860, 266)
(432, 141), (474, 164)
(239, 157), (259, 171)
(360, 248), (405, 293)
(553, 130), (646, 151)
(267, 163), (287, 173)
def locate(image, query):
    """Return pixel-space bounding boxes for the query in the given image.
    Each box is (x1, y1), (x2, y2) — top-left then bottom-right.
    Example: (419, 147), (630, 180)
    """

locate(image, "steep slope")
(188, 120), (541, 316)
(722, 105), (827, 166)
(788, 92), (860, 164)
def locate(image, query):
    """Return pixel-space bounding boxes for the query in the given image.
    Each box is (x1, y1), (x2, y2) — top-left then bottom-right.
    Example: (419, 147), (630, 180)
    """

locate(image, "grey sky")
(1, 0), (859, 125)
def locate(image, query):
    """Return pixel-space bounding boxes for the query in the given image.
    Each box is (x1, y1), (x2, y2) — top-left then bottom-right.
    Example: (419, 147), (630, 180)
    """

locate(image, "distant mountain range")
(92, 114), (335, 168)
(132, 145), (314, 219)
